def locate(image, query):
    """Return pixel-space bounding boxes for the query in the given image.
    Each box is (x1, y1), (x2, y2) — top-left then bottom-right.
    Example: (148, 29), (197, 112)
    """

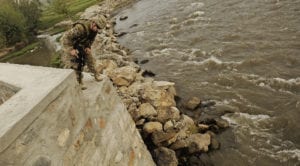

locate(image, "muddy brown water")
(114, 0), (300, 165)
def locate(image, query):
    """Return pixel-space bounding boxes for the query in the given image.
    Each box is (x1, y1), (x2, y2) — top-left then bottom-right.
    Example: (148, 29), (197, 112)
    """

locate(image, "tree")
(0, 2), (26, 46)
(15, 0), (42, 37)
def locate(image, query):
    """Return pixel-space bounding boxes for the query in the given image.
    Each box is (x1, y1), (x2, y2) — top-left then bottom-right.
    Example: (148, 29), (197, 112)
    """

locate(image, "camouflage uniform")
(61, 19), (101, 84)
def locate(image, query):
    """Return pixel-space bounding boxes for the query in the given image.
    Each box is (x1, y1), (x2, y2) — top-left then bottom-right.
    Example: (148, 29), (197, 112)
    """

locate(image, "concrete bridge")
(0, 63), (154, 166)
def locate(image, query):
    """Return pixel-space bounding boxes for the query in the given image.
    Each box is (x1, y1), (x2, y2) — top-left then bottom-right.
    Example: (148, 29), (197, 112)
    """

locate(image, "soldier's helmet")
(91, 15), (107, 29)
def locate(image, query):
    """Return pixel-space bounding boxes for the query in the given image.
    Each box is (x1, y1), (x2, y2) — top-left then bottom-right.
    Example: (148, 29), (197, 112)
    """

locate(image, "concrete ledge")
(0, 63), (74, 152)
(0, 63), (154, 165)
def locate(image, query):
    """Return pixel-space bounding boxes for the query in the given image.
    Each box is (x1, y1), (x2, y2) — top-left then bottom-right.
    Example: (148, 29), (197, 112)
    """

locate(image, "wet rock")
(210, 137), (220, 150)
(215, 118), (229, 129)
(206, 131), (216, 138)
(115, 32), (127, 37)
(200, 100), (216, 108)
(213, 103), (238, 114)
(129, 23), (139, 28)
(185, 97), (201, 110)
(198, 116), (216, 125)
(119, 15), (128, 21)
(143, 122), (163, 134)
(209, 125), (220, 133)
(198, 124), (209, 132)
(188, 154), (214, 166)
(142, 70), (156, 77)
(153, 147), (178, 166)
(187, 133), (211, 153)
(140, 59), (149, 64)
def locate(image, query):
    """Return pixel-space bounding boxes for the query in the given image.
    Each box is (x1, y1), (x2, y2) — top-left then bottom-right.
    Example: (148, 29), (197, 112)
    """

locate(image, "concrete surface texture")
(0, 63), (155, 166)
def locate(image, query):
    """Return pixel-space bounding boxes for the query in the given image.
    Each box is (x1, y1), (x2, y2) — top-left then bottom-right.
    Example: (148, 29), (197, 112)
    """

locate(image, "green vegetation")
(0, 0), (101, 64)
(16, 0), (42, 37)
(39, 0), (100, 30)
(0, 2), (26, 47)
(0, 42), (39, 61)
(0, 0), (41, 48)
(50, 52), (63, 68)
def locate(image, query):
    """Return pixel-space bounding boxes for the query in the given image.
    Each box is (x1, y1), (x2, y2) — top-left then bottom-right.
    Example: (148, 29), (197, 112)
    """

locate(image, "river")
(114, 0), (300, 165)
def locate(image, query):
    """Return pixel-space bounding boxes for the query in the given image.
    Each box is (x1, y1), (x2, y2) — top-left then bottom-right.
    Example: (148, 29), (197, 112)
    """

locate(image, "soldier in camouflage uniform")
(61, 16), (106, 89)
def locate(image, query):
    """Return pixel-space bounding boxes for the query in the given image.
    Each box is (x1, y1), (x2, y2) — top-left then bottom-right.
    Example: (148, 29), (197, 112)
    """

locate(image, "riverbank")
(78, 1), (234, 165)
(112, 0), (300, 165)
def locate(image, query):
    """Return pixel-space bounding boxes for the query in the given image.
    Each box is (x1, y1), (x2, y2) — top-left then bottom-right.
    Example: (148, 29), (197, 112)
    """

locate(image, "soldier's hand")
(85, 48), (91, 54)
(70, 49), (79, 58)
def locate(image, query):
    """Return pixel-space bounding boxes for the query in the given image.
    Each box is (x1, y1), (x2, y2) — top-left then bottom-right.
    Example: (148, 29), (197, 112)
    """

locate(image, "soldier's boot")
(76, 71), (87, 90)
(86, 52), (104, 82)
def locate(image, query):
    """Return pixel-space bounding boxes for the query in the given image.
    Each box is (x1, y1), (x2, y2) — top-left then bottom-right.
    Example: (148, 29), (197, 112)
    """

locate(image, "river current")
(114, 0), (300, 165)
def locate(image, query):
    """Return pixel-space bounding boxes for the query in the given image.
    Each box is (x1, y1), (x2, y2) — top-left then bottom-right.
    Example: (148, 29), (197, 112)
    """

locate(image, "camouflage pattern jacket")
(62, 20), (98, 52)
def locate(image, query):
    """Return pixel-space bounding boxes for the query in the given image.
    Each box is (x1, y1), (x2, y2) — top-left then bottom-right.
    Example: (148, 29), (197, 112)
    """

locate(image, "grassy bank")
(1, 0), (101, 62)
(0, 42), (40, 62)
(39, 0), (100, 30)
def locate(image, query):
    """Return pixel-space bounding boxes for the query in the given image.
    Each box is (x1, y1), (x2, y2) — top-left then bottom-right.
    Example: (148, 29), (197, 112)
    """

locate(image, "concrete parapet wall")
(0, 63), (154, 166)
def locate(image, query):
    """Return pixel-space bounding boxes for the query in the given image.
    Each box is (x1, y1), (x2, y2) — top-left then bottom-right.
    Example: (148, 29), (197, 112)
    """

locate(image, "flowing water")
(114, 0), (300, 165)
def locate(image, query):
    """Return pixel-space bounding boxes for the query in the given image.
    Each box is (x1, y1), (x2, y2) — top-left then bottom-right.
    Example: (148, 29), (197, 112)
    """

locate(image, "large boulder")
(141, 83), (176, 108)
(108, 66), (138, 86)
(155, 107), (180, 123)
(215, 118), (229, 129)
(184, 96), (201, 110)
(187, 133), (211, 153)
(153, 81), (177, 96)
(136, 103), (158, 119)
(127, 78), (154, 96)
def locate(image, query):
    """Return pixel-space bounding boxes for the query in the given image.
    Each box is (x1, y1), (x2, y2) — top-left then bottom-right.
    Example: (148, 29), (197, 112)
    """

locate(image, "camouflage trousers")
(62, 47), (98, 84)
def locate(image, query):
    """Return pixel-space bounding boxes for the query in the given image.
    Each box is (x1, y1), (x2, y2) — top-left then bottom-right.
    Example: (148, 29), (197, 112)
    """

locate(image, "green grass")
(0, 42), (40, 61)
(50, 52), (62, 68)
(38, 0), (101, 30)
(1, 0), (102, 62)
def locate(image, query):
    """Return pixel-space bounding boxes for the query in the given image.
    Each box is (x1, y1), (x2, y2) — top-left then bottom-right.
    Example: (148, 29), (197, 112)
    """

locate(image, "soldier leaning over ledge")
(61, 15), (107, 90)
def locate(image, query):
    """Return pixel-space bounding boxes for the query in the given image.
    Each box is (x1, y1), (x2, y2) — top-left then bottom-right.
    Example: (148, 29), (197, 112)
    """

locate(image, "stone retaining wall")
(0, 63), (154, 166)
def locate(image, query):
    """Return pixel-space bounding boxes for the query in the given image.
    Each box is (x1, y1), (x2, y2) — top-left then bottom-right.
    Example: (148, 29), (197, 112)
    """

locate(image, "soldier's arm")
(62, 24), (85, 53)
